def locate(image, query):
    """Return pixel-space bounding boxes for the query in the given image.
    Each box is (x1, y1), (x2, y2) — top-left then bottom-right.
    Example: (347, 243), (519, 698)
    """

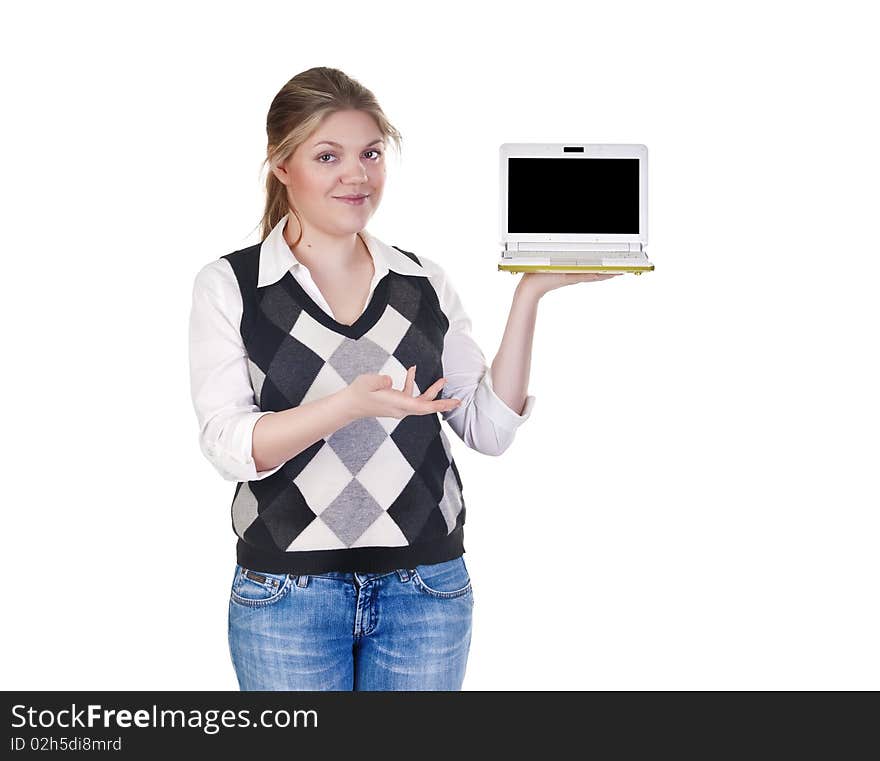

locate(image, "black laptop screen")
(507, 157), (640, 234)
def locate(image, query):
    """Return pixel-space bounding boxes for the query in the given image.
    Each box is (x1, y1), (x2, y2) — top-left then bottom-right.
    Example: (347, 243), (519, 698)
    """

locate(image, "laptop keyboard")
(549, 256), (645, 263)
(519, 252), (643, 259)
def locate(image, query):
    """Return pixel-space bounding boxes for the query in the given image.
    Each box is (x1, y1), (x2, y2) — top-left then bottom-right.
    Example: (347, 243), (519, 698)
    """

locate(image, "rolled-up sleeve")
(188, 260), (284, 482)
(421, 257), (536, 456)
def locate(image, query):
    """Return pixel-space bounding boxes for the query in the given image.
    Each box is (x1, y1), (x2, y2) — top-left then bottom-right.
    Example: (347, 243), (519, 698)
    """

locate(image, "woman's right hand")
(342, 365), (462, 420)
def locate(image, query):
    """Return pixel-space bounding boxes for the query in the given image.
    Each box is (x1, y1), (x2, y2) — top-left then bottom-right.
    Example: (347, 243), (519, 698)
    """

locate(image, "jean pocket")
(411, 556), (472, 599)
(230, 564), (293, 607)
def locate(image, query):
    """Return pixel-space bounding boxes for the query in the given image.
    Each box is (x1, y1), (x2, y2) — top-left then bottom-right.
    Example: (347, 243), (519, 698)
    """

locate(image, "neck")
(284, 218), (370, 274)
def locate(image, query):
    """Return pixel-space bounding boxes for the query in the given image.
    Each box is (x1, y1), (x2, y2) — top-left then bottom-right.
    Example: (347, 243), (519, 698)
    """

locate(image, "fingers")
(421, 377), (460, 413)
(421, 376), (447, 399)
(417, 393), (460, 414)
(386, 367), (461, 415)
(404, 366), (445, 400)
(406, 368), (461, 414)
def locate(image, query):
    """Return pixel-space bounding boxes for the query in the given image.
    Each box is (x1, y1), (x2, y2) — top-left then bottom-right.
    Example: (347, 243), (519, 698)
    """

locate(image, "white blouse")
(188, 213), (536, 482)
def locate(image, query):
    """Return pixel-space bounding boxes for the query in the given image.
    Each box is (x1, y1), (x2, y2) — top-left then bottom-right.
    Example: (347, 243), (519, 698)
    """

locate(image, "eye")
(316, 149), (384, 163)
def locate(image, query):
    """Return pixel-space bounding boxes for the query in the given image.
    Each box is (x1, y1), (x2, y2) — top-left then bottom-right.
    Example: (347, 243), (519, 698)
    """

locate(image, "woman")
(188, 67), (620, 691)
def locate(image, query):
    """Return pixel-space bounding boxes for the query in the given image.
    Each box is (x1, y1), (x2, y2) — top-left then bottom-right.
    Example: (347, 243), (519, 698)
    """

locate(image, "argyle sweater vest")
(222, 243), (467, 574)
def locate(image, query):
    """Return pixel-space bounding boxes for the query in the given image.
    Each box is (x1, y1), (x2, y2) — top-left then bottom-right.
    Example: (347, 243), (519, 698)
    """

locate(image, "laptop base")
(498, 262), (654, 275)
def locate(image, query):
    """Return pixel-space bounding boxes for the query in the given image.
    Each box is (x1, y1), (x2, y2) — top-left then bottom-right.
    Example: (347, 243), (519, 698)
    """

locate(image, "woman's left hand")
(519, 271), (623, 298)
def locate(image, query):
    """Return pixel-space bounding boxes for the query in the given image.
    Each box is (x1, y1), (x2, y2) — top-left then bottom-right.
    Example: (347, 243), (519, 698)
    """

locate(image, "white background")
(3, 0), (877, 691)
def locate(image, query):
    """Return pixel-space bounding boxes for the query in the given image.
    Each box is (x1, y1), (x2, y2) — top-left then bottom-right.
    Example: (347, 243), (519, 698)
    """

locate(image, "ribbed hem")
(236, 525), (465, 574)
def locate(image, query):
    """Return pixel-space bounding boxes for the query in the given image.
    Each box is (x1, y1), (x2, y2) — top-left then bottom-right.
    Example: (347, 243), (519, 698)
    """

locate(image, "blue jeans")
(228, 555), (474, 690)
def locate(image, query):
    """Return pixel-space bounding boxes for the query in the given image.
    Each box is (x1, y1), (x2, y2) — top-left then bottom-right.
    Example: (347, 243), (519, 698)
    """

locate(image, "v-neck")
(280, 269), (392, 340)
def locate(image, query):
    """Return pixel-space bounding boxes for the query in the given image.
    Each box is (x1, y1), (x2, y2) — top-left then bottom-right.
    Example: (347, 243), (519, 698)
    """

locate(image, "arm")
(250, 391), (357, 473)
(421, 257), (536, 456)
(488, 277), (540, 418)
(188, 260), (359, 481)
(490, 270), (622, 416)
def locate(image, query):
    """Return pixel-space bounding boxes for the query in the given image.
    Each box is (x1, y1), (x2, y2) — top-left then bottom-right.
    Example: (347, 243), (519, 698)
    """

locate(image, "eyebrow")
(312, 139), (385, 149)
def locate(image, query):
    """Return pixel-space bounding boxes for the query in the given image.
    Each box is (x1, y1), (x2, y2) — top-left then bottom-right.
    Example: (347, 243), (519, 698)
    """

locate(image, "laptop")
(498, 143), (654, 275)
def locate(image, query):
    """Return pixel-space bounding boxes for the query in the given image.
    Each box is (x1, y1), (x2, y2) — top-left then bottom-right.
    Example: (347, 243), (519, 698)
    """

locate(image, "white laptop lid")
(500, 143), (648, 252)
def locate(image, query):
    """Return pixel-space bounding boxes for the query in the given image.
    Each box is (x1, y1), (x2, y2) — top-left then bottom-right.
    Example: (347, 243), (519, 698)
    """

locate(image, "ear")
(268, 145), (290, 186)
(270, 160), (290, 187)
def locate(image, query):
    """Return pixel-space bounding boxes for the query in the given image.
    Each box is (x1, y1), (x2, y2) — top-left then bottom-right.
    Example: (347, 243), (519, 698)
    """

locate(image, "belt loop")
(396, 568), (411, 582)
(295, 574), (309, 587)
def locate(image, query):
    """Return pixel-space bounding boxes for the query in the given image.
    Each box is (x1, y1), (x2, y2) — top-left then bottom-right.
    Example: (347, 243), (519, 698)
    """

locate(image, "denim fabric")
(228, 555), (474, 690)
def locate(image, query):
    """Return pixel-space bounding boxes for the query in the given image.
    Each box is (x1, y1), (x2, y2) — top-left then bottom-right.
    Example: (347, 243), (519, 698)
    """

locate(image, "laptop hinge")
(504, 241), (640, 253)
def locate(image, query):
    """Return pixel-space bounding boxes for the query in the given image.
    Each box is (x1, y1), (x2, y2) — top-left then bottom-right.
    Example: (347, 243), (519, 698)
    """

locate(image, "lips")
(334, 194), (368, 200)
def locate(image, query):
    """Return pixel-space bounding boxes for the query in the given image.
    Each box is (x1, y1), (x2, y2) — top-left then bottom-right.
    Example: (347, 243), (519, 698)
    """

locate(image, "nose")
(340, 157), (369, 184)
(341, 170), (368, 185)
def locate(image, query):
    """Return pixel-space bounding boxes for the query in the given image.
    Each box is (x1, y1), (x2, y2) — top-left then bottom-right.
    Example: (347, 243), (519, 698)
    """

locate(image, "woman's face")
(273, 109), (386, 238)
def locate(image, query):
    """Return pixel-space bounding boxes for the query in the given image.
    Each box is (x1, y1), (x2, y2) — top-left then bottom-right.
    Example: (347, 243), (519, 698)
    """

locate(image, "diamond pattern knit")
(222, 242), (466, 574)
